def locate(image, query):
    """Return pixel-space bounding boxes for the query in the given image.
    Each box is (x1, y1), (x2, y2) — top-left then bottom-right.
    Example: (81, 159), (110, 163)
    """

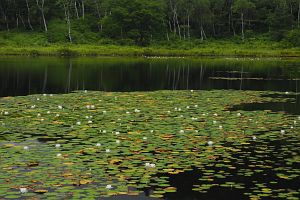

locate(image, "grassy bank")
(0, 32), (299, 57)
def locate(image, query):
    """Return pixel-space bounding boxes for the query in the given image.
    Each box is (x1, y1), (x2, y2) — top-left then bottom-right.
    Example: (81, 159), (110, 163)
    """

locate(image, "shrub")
(47, 19), (68, 43)
(285, 29), (300, 47)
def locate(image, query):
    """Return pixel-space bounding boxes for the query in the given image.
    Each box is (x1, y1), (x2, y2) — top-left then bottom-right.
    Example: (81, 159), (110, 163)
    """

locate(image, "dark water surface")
(1, 56), (300, 97)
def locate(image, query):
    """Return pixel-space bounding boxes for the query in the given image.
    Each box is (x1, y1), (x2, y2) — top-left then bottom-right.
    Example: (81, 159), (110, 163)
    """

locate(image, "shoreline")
(0, 45), (299, 58)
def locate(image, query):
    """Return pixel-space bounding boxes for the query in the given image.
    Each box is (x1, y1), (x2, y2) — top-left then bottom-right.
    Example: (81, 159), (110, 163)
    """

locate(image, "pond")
(0, 56), (300, 200)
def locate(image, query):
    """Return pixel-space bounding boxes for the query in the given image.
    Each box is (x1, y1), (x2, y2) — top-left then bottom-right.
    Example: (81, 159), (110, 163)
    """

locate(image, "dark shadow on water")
(231, 94), (300, 115)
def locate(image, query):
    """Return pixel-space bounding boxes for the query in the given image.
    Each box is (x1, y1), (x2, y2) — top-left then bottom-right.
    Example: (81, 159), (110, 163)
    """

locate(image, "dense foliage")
(0, 0), (300, 45)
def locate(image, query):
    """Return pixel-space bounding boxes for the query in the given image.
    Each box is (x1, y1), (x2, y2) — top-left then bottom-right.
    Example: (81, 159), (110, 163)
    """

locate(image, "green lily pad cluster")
(0, 90), (299, 199)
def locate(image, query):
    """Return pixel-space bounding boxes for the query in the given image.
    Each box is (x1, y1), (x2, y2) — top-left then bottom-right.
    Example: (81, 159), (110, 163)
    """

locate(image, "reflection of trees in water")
(0, 58), (300, 97)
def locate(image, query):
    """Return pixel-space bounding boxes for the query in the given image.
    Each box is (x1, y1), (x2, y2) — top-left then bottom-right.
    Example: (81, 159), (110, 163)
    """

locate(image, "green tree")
(101, 0), (166, 45)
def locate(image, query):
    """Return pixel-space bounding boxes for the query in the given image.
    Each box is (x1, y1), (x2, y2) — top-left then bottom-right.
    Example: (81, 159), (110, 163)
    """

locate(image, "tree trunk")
(82, 0), (85, 19)
(94, 0), (101, 31)
(200, 25), (204, 41)
(4, 14), (9, 31)
(64, 4), (72, 43)
(75, 1), (79, 19)
(168, 19), (172, 32)
(241, 12), (244, 41)
(230, 4), (236, 36)
(175, 12), (181, 39)
(187, 14), (190, 39)
(173, 10), (176, 34)
(41, 9), (47, 32)
(18, 12), (26, 29)
(228, 4), (231, 33)
(36, 0), (47, 32)
(213, 22), (216, 36)
(16, 14), (19, 29)
(25, 0), (33, 30)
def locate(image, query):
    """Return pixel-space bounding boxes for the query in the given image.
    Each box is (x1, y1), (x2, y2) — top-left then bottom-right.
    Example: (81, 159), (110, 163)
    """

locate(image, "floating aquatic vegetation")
(0, 90), (299, 199)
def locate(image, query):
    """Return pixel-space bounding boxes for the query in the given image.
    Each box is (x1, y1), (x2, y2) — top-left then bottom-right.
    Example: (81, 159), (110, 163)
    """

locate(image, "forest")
(0, 0), (300, 47)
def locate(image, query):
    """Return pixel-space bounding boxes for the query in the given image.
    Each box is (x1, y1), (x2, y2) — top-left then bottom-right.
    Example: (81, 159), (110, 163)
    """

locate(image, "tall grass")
(0, 32), (299, 57)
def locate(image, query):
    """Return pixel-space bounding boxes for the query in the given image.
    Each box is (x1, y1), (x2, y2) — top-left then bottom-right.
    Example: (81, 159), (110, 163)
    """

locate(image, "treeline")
(0, 0), (300, 45)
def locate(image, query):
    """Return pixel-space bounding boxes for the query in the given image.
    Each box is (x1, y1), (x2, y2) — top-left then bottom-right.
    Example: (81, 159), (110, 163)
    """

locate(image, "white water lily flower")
(47, 111), (51, 114)
(23, 146), (29, 150)
(91, 105), (95, 109)
(145, 163), (151, 167)
(195, 130), (199, 133)
(281, 130), (285, 134)
(202, 113), (206, 116)
(4, 111), (9, 115)
(190, 90), (194, 92)
(150, 130), (154, 133)
(20, 188), (28, 193)
(58, 105), (63, 109)
(76, 121), (81, 125)
(178, 108), (181, 111)
(149, 164), (156, 168)
(219, 125), (223, 130)
(86, 105), (91, 109)
(103, 130), (107, 133)
(37, 113), (41, 117)
(252, 136), (257, 141)
(207, 141), (214, 146)
(56, 153), (62, 157)
(103, 111), (107, 114)
(43, 94), (47, 96)
(143, 137), (148, 140)
(126, 111), (130, 114)
(298, 116), (300, 120)
(134, 109), (141, 113)
(194, 105), (198, 108)
(167, 111), (171, 114)
(106, 185), (113, 189)
(237, 113), (241, 117)
(294, 121), (297, 125)
(36, 98), (40, 101)
(179, 130), (184, 133)
(285, 92), (289, 94)
(50, 94), (53, 97)
(55, 114), (60, 117)
(85, 116), (89, 119)
(84, 90), (88, 93)
(55, 144), (61, 148)
(31, 105), (36, 109)
(96, 143), (101, 147)
(213, 121), (217, 124)
(105, 149), (111, 153)
(214, 113), (218, 116)
(115, 132), (120, 135)
(116, 140), (120, 144)
(88, 120), (93, 124)
(40, 118), (44, 122)
(186, 106), (190, 109)
(290, 126), (294, 129)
